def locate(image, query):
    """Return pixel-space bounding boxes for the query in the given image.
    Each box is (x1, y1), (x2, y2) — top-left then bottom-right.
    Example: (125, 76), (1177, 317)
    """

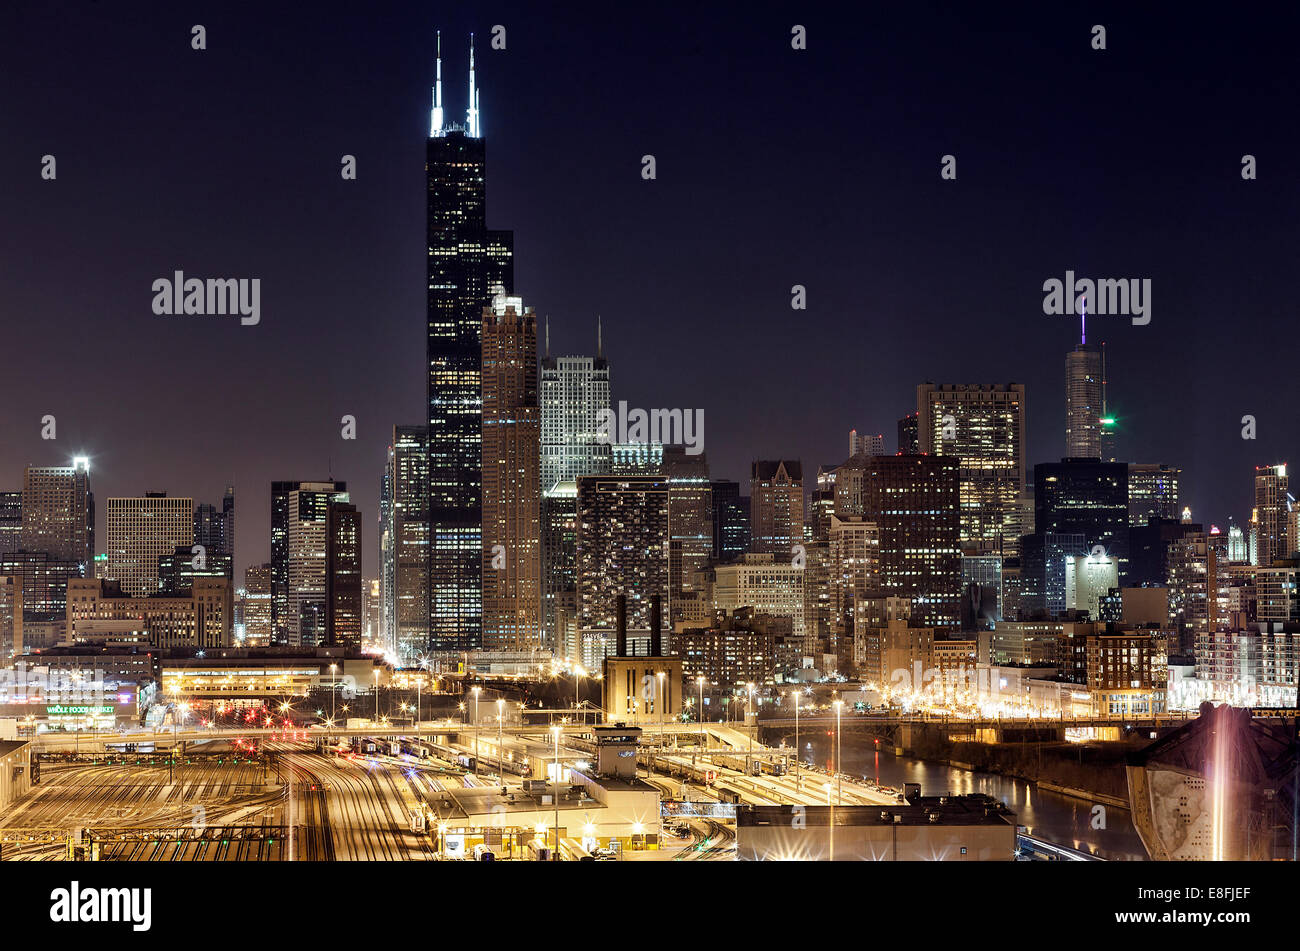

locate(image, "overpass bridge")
(757, 713), (1195, 748)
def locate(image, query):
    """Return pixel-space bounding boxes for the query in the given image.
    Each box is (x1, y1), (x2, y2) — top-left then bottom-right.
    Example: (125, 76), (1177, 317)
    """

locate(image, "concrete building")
(576, 474), (670, 662)
(600, 596), (682, 723)
(1254, 464), (1289, 566)
(665, 448), (712, 622)
(66, 577), (232, 650)
(242, 563), (272, 645)
(917, 383), (1027, 555)
(105, 493), (193, 597)
(0, 550), (81, 621)
(749, 460), (804, 556)
(0, 491), (20, 556)
(482, 297), (542, 652)
(675, 609), (779, 688)
(1064, 552), (1118, 619)
(0, 577), (20, 666)
(0, 741), (32, 812)
(854, 454), (961, 630)
(848, 429), (886, 457)
(21, 460), (93, 566)
(713, 554), (806, 649)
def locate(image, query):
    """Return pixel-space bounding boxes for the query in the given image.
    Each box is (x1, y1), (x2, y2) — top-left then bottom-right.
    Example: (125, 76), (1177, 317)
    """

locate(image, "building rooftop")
(738, 794), (1014, 828)
(0, 741), (29, 758)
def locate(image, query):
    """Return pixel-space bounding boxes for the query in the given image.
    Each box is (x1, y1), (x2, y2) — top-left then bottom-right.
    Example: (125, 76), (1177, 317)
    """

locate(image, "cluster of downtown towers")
(361, 46), (1274, 670)
(12, 50), (1278, 670)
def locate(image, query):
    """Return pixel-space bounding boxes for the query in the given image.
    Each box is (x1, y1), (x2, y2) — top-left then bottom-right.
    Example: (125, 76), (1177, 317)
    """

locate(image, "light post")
(497, 698), (504, 779)
(834, 699), (843, 806)
(329, 664), (337, 745)
(825, 782), (834, 861)
(747, 682), (755, 762)
(697, 677), (705, 748)
(574, 666), (585, 723)
(373, 669), (381, 724)
(657, 671), (665, 748)
(472, 686), (481, 777)
(792, 689), (801, 792)
(551, 725), (561, 860)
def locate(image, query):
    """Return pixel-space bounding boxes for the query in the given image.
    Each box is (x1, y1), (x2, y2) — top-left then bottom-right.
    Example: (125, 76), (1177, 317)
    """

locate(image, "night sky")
(2, 1), (1298, 583)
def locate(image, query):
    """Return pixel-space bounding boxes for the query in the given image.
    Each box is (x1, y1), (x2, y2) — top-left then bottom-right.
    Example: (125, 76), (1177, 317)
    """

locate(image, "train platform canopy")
(428, 784), (601, 823)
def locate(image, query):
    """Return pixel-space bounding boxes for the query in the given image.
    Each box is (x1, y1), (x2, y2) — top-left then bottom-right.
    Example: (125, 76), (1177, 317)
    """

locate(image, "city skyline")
(3, 4), (1297, 586)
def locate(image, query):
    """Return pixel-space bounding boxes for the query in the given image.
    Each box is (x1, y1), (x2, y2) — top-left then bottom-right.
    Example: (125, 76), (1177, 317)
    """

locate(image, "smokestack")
(650, 594), (662, 656)
(615, 594), (628, 657)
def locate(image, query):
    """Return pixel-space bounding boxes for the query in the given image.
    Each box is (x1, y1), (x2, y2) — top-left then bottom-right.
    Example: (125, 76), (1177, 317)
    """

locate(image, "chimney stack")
(649, 594), (662, 656)
(615, 594), (628, 657)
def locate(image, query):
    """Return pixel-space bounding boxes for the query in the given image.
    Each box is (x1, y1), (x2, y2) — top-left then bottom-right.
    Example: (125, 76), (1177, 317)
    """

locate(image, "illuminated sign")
(45, 705), (116, 716)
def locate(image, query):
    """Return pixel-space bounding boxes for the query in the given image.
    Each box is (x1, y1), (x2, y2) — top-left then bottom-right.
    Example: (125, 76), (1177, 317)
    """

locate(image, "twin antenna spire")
(430, 31), (481, 138)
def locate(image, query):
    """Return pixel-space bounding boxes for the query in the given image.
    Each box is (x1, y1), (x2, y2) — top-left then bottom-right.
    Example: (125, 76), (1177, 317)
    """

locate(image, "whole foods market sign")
(45, 705), (116, 716)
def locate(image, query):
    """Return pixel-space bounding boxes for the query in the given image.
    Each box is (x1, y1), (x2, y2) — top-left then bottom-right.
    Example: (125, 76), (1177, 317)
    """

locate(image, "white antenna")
(430, 31), (444, 136)
(467, 33), (479, 137)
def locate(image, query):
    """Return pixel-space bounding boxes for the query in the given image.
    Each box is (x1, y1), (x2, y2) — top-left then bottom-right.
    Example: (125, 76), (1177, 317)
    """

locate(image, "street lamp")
(656, 671), (665, 747)
(574, 666), (585, 722)
(833, 699), (844, 806)
(825, 782), (834, 862)
(696, 677), (705, 747)
(792, 689), (801, 792)
(329, 663), (337, 744)
(373, 668), (381, 724)
(551, 725), (561, 860)
(497, 698), (504, 778)
(747, 682), (756, 763)
(472, 686), (482, 777)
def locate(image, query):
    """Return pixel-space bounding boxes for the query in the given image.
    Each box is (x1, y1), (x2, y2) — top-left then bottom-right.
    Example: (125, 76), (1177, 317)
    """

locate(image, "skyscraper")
(481, 295), (542, 651)
(243, 563), (272, 645)
(378, 459), (395, 655)
(326, 500), (362, 650)
(917, 383), (1027, 555)
(21, 460), (93, 567)
(848, 430), (885, 457)
(540, 335), (612, 494)
(426, 34), (514, 654)
(576, 474), (670, 661)
(1065, 312), (1111, 460)
(858, 455), (961, 630)
(897, 413), (920, 454)
(193, 486), (235, 556)
(710, 480), (750, 562)
(750, 460), (804, 556)
(105, 493), (193, 596)
(386, 427), (429, 663)
(665, 447), (712, 620)
(1128, 463), (1181, 527)
(0, 491), (21, 555)
(1034, 459), (1129, 593)
(1254, 464), (1289, 566)
(271, 480), (346, 644)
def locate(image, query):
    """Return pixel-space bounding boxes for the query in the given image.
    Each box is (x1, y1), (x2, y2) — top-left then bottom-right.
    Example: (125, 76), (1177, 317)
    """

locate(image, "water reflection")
(790, 733), (1148, 861)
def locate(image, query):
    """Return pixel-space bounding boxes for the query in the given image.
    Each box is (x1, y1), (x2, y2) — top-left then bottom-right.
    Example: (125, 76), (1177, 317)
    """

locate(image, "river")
(793, 732), (1149, 861)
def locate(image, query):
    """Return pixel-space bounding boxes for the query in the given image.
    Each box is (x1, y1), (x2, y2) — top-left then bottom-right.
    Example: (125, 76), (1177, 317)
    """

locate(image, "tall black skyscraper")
(270, 479), (346, 645)
(426, 34), (514, 653)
